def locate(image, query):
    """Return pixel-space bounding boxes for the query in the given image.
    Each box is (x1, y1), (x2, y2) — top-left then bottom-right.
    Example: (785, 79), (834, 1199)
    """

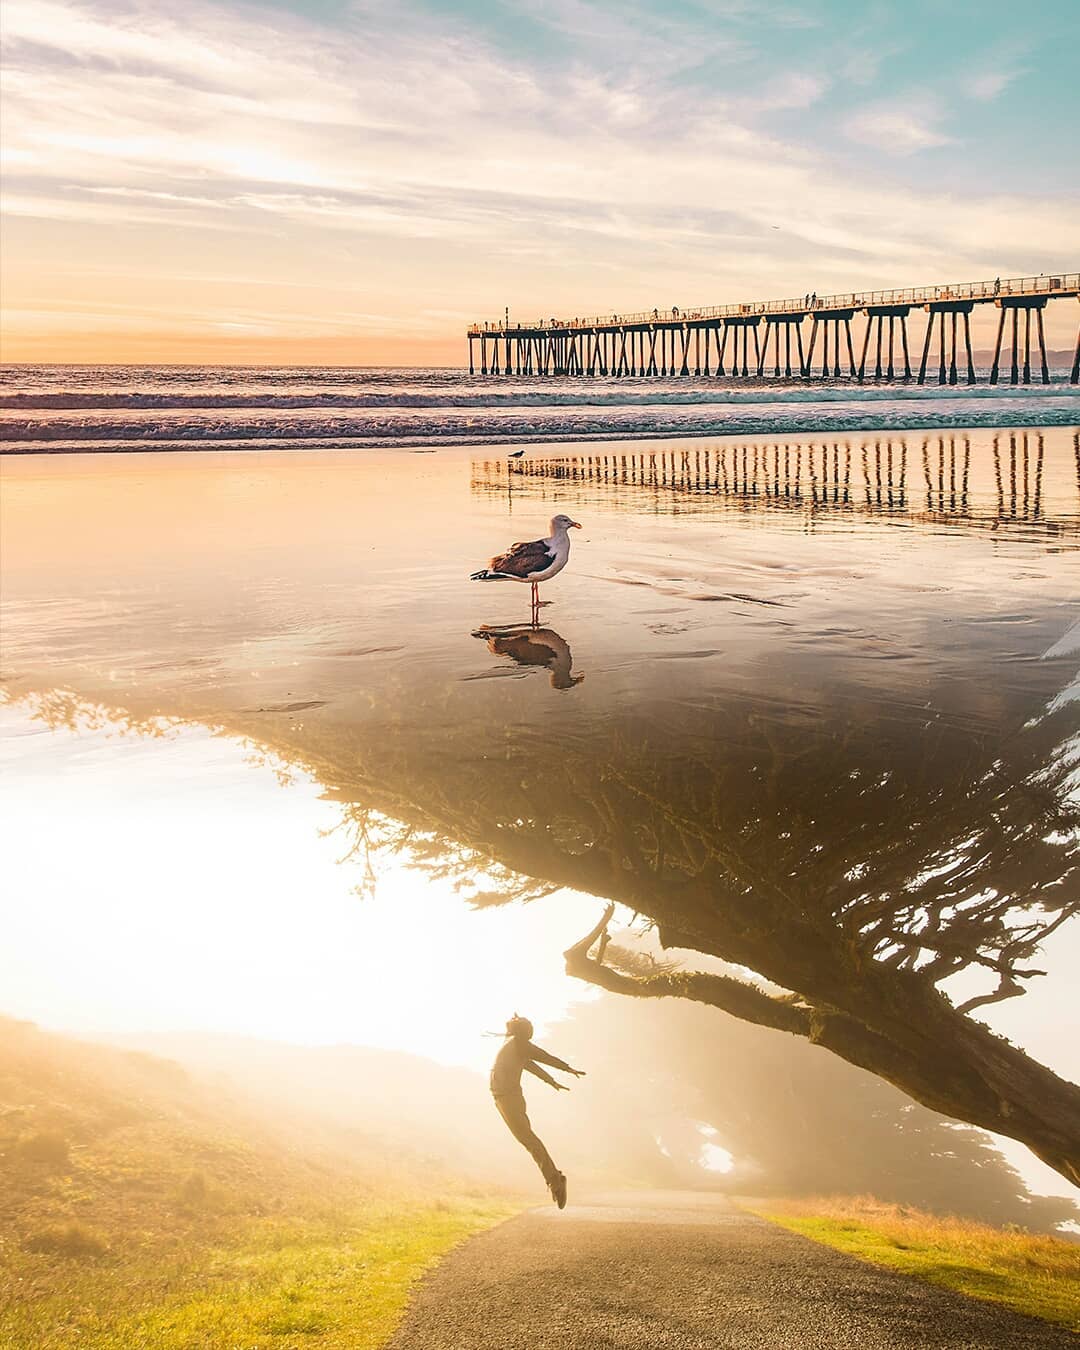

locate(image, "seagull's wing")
(489, 537), (555, 577)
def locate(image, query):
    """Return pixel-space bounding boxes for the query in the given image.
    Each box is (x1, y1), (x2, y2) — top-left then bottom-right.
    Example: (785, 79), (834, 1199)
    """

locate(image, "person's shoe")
(549, 1172), (567, 1209)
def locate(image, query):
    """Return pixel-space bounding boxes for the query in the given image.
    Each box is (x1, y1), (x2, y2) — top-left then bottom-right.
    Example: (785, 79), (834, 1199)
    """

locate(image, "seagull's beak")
(571, 521), (583, 529)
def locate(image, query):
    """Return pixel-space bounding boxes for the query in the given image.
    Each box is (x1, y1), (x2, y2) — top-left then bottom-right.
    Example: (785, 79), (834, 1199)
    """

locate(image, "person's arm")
(524, 1061), (567, 1091)
(527, 1042), (585, 1076)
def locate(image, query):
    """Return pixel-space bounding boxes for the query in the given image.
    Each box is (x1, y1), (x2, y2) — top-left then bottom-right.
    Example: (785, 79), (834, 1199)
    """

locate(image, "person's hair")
(505, 1014), (534, 1040)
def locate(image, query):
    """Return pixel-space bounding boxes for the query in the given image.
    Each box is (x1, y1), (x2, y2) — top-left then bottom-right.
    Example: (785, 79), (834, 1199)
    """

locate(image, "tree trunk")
(565, 907), (1080, 1188)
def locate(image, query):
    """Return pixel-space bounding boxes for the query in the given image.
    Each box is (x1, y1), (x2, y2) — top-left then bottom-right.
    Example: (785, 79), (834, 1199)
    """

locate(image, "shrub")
(23, 1223), (106, 1259)
(15, 1131), (70, 1168)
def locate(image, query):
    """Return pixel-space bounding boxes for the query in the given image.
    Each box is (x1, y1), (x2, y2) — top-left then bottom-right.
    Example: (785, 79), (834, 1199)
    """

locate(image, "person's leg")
(493, 1093), (560, 1185)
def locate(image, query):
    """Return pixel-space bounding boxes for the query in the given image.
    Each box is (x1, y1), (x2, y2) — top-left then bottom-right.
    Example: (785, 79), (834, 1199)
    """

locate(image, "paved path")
(388, 1191), (1077, 1349)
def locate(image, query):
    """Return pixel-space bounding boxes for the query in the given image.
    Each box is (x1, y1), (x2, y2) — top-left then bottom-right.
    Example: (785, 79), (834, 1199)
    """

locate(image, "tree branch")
(564, 906), (811, 1037)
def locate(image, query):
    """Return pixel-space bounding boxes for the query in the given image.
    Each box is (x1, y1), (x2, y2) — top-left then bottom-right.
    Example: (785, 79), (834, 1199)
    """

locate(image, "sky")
(0, 706), (597, 1069)
(1, 0), (1078, 364)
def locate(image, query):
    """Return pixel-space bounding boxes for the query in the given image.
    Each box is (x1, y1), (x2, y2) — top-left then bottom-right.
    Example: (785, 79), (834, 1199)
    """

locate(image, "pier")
(468, 273), (1080, 385)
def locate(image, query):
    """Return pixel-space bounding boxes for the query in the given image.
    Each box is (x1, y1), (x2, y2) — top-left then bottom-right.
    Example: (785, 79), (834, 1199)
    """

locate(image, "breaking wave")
(2, 364), (1077, 452)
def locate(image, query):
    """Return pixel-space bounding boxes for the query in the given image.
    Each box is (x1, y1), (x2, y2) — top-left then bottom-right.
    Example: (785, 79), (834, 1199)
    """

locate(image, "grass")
(0, 1017), (520, 1349)
(2, 1195), (516, 1349)
(741, 1194), (1080, 1332)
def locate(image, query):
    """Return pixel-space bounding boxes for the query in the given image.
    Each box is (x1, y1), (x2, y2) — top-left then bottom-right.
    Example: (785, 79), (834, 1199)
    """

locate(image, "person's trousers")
(492, 1090), (560, 1184)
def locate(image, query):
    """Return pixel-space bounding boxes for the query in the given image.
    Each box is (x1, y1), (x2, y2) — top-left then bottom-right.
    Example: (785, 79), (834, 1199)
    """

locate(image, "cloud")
(1, 0), (1077, 350)
(963, 68), (1024, 101)
(844, 100), (953, 154)
(752, 72), (830, 112)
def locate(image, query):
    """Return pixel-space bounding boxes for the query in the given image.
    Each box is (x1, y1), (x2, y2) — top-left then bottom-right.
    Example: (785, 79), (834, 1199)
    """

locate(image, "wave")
(3, 398), (1078, 451)
(3, 382), (1078, 413)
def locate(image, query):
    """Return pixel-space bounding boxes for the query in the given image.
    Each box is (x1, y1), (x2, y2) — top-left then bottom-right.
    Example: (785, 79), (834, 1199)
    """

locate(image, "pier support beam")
(719, 317), (761, 377)
(917, 302), (976, 385)
(804, 310), (855, 378)
(859, 307), (912, 382)
(988, 297), (1050, 386)
(760, 315), (807, 377)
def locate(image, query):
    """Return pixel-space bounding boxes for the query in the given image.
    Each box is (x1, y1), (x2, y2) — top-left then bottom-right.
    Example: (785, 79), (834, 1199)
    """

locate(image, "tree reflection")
(12, 624), (1078, 1187)
(316, 654), (1079, 1185)
(7, 625), (1078, 1187)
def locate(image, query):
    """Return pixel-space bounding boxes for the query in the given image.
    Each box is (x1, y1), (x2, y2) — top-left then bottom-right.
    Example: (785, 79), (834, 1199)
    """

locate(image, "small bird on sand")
(470, 514), (582, 619)
(508, 449), (526, 459)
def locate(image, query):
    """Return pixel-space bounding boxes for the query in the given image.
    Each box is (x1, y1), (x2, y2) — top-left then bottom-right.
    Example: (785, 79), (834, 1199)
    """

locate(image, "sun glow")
(0, 704), (594, 1070)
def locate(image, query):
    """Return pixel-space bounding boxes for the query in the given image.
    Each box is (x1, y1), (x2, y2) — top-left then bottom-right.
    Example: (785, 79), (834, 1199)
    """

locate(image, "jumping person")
(490, 1014), (584, 1209)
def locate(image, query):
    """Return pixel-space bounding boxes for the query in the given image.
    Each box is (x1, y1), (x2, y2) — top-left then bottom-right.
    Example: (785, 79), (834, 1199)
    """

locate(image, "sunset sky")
(2, 0), (1077, 365)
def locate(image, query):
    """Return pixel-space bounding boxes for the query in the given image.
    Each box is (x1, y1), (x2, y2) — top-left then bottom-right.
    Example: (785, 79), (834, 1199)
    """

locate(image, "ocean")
(2, 363), (1078, 452)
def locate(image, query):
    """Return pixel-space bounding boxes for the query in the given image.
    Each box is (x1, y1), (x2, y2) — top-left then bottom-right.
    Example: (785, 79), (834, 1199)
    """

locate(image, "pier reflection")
(473, 431), (1079, 533)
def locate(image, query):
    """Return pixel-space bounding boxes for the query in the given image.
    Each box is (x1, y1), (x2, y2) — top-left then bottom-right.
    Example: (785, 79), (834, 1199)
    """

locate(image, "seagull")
(470, 514), (582, 619)
(508, 449), (526, 459)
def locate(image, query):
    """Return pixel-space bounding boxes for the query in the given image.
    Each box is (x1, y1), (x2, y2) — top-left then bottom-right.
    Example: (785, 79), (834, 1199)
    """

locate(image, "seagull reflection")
(472, 624), (584, 690)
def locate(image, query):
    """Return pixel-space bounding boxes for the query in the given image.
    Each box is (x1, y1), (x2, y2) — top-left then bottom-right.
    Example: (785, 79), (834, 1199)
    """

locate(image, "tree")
(550, 994), (1079, 1232)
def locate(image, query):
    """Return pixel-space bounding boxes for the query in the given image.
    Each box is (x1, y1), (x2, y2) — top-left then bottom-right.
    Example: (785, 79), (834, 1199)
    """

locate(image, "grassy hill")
(0, 1017), (517, 1348)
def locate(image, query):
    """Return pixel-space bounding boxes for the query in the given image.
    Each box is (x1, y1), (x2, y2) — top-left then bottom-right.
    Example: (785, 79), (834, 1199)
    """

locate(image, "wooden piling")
(1035, 307), (1049, 384)
(858, 316), (872, 382)
(805, 318), (819, 377)
(937, 312), (947, 385)
(989, 307), (1005, 385)
(917, 312), (933, 384)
